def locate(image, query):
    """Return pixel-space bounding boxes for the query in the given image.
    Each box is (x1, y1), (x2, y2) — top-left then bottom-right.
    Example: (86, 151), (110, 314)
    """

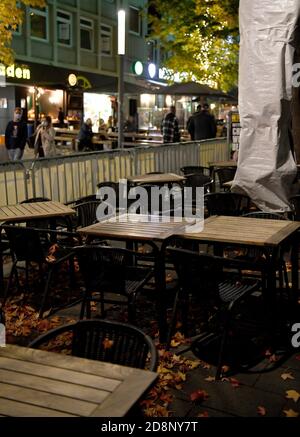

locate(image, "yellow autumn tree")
(0, 0), (46, 65)
(148, 0), (239, 91)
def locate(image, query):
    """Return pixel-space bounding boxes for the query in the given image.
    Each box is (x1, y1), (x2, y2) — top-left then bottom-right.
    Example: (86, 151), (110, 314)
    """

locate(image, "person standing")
(34, 115), (56, 157)
(186, 105), (202, 140)
(161, 106), (180, 143)
(187, 103), (216, 140)
(57, 107), (65, 127)
(5, 107), (28, 160)
(203, 103), (217, 138)
(78, 118), (94, 151)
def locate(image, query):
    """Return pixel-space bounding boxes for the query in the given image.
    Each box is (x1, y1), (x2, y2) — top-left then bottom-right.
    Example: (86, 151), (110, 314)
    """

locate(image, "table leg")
(290, 233), (299, 320)
(0, 231), (4, 298)
(155, 244), (168, 344)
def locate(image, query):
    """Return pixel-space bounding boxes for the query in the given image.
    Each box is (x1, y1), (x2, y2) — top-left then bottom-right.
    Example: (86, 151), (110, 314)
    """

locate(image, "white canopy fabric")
(231, 0), (299, 212)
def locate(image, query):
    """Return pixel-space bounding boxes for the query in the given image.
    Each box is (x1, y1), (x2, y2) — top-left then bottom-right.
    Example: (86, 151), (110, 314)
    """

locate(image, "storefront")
(0, 61), (118, 133)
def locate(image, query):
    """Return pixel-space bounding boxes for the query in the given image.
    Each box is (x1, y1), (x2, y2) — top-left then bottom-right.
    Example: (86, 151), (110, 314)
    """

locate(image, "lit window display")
(83, 93), (112, 132)
(27, 88), (64, 121)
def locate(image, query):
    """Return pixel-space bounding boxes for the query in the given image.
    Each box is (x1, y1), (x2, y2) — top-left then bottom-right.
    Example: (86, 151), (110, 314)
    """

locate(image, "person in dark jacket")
(78, 118), (94, 151)
(188, 103), (216, 140)
(5, 107), (28, 160)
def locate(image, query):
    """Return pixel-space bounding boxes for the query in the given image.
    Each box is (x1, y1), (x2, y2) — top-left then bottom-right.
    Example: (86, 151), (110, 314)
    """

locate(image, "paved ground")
(2, 230), (300, 419)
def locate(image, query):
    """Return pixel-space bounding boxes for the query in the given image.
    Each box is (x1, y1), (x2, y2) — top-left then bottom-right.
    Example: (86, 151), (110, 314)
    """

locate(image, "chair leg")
(128, 295), (137, 324)
(39, 268), (53, 318)
(215, 307), (232, 380)
(3, 260), (18, 303)
(68, 257), (76, 288)
(166, 288), (180, 350)
(80, 297), (86, 319)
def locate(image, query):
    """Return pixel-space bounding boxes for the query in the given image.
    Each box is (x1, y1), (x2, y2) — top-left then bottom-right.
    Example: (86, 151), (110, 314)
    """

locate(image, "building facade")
(0, 0), (163, 133)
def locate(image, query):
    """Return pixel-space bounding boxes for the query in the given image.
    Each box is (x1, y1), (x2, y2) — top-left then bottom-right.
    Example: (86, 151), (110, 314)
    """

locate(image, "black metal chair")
(214, 166), (237, 190)
(29, 319), (158, 371)
(180, 166), (211, 177)
(73, 201), (100, 229)
(184, 174), (214, 202)
(2, 225), (77, 318)
(166, 246), (260, 379)
(74, 245), (153, 322)
(205, 192), (251, 217)
(241, 212), (290, 291)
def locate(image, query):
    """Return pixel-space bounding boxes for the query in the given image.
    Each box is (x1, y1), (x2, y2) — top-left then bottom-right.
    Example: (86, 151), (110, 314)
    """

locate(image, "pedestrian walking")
(4, 107), (28, 160)
(34, 115), (56, 157)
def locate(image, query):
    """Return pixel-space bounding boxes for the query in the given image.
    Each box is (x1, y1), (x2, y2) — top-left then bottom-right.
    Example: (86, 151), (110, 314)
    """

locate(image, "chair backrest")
(75, 245), (136, 294)
(3, 225), (46, 263)
(214, 167), (237, 187)
(242, 211), (287, 220)
(73, 195), (98, 205)
(167, 246), (222, 298)
(205, 192), (250, 216)
(20, 197), (51, 204)
(74, 201), (100, 228)
(184, 174), (213, 195)
(180, 166), (210, 176)
(29, 319), (158, 371)
(289, 195), (300, 221)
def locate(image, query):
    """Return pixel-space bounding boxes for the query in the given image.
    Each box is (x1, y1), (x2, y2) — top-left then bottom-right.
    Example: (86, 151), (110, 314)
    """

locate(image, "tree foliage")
(0, 0), (45, 65)
(148, 0), (239, 91)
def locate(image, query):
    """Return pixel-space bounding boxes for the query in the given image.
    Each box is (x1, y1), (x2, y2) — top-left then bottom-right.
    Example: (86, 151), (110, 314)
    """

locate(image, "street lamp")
(118, 9), (126, 148)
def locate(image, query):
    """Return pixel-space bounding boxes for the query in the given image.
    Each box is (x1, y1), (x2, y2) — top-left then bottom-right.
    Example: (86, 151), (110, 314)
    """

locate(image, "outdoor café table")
(0, 344), (157, 417)
(172, 215), (300, 328)
(0, 201), (75, 224)
(128, 173), (185, 186)
(0, 201), (76, 295)
(78, 213), (193, 342)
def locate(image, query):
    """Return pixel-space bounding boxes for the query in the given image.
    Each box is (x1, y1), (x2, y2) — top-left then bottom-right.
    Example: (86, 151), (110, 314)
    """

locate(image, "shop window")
(0, 98), (8, 109)
(30, 7), (48, 41)
(57, 11), (72, 46)
(129, 6), (141, 36)
(100, 24), (112, 56)
(80, 18), (94, 51)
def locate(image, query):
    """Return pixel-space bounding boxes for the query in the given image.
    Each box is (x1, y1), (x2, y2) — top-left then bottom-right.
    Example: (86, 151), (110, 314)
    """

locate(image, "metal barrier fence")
(0, 138), (229, 206)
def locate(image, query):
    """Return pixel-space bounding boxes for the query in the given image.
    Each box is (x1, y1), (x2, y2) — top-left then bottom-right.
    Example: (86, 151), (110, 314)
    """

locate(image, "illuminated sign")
(148, 63), (156, 79)
(0, 64), (30, 80)
(68, 73), (77, 86)
(133, 61), (143, 76)
(77, 76), (92, 90)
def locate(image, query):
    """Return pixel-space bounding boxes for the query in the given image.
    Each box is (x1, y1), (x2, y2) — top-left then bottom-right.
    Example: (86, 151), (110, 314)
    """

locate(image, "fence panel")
(0, 139), (228, 206)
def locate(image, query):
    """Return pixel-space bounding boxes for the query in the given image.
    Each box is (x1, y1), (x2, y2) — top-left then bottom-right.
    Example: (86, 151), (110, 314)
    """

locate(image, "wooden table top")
(0, 201), (75, 223)
(209, 160), (237, 168)
(128, 173), (186, 185)
(177, 215), (300, 247)
(0, 344), (157, 417)
(79, 213), (193, 241)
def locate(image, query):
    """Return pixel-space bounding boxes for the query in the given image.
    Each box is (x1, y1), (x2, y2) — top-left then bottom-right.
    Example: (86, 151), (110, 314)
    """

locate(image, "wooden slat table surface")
(79, 213), (192, 241)
(0, 344), (157, 417)
(178, 215), (300, 247)
(209, 160), (237, 168)
(128, 173), (185, 185)
(0, 201), (75, 223)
